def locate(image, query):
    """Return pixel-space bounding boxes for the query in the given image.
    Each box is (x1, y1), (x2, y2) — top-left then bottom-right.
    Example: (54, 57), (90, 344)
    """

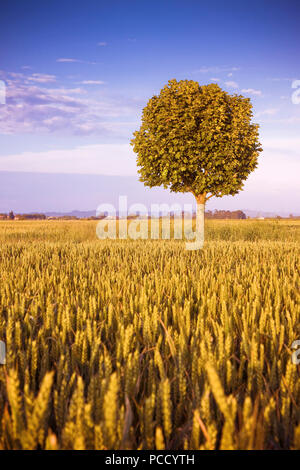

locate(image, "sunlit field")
(0, 220), (299, 449)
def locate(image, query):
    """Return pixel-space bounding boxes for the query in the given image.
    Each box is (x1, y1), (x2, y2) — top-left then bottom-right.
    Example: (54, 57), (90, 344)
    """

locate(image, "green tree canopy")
(131, 79), (262, 201)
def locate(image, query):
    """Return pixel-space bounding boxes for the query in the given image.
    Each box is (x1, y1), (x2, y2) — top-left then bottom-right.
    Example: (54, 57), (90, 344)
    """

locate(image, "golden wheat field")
(0, 219), (299, 450)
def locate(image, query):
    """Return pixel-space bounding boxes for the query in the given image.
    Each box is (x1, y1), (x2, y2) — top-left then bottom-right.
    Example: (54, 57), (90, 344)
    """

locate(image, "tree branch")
(205, 193), (216, 201)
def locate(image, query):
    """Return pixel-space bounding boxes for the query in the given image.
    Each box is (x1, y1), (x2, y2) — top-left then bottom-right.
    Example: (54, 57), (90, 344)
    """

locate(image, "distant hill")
(242, 209), (300, 218)
(45, 210), (97, 218)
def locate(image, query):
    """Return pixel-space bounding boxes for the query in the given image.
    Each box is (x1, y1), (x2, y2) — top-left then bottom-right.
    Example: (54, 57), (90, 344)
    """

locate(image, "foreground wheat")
(0, 220), (299, 449)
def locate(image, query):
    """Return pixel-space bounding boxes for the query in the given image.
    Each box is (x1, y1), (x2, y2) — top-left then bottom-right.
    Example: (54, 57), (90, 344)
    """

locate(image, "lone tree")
(131, 79), (262, 247)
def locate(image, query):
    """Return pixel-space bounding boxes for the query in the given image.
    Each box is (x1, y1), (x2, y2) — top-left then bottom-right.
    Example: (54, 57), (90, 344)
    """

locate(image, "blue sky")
(0, 0), (299, 212)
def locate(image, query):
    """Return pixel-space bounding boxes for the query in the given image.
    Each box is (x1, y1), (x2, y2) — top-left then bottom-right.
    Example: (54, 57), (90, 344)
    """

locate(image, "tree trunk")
(196, 194), (205, 248)
(186, 194), (205, 250)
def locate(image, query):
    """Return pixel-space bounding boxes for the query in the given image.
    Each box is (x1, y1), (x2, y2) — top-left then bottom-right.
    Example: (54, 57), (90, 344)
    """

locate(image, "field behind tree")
(0, 220), (299, 449)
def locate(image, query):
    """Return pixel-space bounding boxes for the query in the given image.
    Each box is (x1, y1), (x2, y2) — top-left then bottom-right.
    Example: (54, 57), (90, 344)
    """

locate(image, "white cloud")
(258, 116), (300, 124)
(194, 66), (240, 74)
(261, 137), (300, 153)
(0, 73), (142, 136)
(225, 81), (238, 89)
(46, 87), (86, 95)
(27, 73), (56, 83)
(57, 58), (81, 63)
(241, 88), (262, 96)
(0, 144), (138, 176)
(210, 77), (220, 82)
(268, 77), (295, 82)
(79, 80), (105, 85)
(56, 58), (97, 65)
(97, 42), (107, 46)
(255, 108), (279, 118)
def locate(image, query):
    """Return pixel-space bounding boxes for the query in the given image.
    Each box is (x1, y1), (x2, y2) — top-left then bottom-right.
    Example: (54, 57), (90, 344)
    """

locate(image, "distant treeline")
(1, 210), (299, 221)
(204, 210), (246, 219)
(0, 212), (47, 220)
(0, 212), (105, 220)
